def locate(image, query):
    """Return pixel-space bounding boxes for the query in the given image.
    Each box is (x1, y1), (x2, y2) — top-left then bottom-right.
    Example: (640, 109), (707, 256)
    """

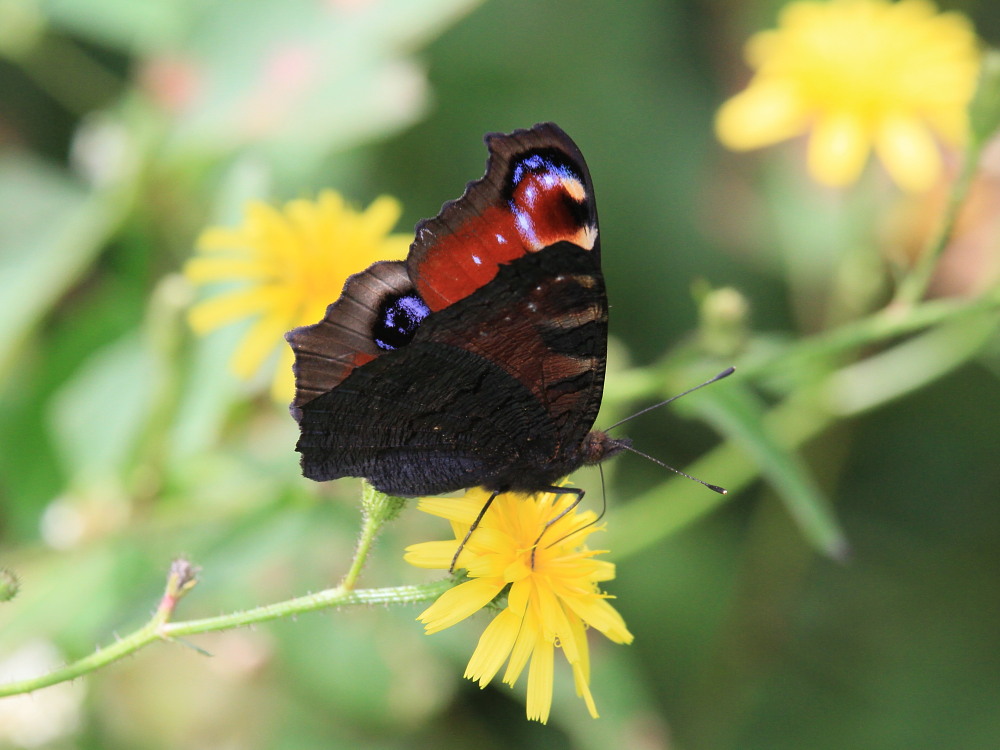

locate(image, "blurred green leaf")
(692, 382), (848, 560)
(48, 332), (155, 484)
(40, 0), (188, 53)
(272, 609), (452, 731)
(827, 312), (1000, 416)
(0, 543), (123, 654)
(0, 151), (117, 378)
(159, 0), (483, 175)
(166, 326), (244, 466)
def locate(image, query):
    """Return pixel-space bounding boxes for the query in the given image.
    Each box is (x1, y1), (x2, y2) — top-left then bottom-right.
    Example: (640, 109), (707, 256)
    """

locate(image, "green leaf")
(0, 151), (117, 378)
(48, 332), (156, 485)
(827, 312), (1000, 416)
(691, 381), (849, 560)
(160, 0), (484, 173)
(40, 0), (188, 53)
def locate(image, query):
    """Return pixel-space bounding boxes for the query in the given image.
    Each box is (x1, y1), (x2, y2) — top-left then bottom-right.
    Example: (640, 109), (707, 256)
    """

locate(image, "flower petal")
(359, 194), (404, 239)
(716, 81), (808, 151)
(571, 659), (599, 719)
(406, 488), (633, 722)
(503, 600), (540, 686)
(416, 496), (482, 525)
(403, 540), (461, 569)
(715, 0), (980, 191)
(875, 114), (942, 192)
(533, 583), (578, 663)
(187, 287), (279, 333)
(561, 594), (634, 645)
(417, 578), (503, 634)
(567, 613), (599, 718)
(507, 578), (531, 617)
(807, 111), (871, 187)
(184, 257), (273, 284)
(187, 191), (407, 398)
(465, 607), (521, 687)
(525, 637), (555, 724)
(566, 611), (590, 682)
(231, 308), (295, 379)
(195, 226), (251, 252)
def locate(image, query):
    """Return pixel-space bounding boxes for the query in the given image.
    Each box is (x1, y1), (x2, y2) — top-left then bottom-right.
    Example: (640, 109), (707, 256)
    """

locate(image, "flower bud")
(0, 568), (21, 602)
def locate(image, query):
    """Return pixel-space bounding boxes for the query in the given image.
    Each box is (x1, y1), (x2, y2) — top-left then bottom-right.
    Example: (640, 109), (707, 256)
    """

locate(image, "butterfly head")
(580, 430), (632, 466)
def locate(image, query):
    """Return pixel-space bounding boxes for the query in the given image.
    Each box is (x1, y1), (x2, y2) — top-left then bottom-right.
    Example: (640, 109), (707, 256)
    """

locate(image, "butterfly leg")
(449, 490), (500, 573)
(530, 486), (585, 568)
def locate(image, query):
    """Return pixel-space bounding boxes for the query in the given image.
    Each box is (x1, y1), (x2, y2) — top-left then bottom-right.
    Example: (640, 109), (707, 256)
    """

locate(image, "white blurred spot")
(40, 498), (85, 551)
(0, 640), (84, 747)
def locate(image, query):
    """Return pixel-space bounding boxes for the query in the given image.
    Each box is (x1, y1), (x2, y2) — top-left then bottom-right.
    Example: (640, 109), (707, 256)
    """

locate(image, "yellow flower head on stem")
(404, 488), (634, 724)
(715, 0), (981, 191)
(184, 191), (411, 401)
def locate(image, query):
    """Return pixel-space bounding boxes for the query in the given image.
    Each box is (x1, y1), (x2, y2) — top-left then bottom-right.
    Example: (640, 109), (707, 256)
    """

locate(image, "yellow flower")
(184, 191), (411, 400)
(715, 0), (981, 191)
(404, 488), (634, 724)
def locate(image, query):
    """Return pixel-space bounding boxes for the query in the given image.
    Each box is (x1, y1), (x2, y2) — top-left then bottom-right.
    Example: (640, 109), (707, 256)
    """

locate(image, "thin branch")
(737, 285), (1000, 382)
(0, 489), (443, 700)
(891, 138), (983, 308)
(0, 562), (452, 699)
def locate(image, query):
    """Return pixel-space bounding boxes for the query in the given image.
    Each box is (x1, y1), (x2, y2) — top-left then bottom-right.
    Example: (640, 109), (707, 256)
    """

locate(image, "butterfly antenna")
(622, 443), (728, 494)
(606, 366), (735, 432)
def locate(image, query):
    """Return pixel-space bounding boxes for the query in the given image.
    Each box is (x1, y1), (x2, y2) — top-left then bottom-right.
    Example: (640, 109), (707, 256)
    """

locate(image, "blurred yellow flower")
(405, 488), (633, 724)
(715, 0), (981, 191)
(185, 191), (411, 401)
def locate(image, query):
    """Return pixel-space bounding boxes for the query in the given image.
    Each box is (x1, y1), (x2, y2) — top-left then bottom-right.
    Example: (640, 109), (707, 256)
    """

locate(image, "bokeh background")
(1, 0), (999, 748)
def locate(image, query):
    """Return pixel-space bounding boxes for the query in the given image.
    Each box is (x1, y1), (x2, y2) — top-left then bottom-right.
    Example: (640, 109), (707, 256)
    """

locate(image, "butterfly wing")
(407, 122), (600, 310)
(288, 123), (607, 496)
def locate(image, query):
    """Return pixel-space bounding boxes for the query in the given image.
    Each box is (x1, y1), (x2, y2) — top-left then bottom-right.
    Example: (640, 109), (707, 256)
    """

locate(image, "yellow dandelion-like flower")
(184, 191), (411, 401)
(715, 0), (981, 191)
(404, 488), (634, 724)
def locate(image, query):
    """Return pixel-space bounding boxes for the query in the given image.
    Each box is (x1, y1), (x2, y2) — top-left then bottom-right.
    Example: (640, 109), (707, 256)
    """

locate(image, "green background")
(0, 0), (998, 748)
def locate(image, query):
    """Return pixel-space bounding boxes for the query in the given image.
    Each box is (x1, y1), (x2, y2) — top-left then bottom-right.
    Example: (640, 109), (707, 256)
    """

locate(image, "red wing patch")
(408, 123), (600, 311)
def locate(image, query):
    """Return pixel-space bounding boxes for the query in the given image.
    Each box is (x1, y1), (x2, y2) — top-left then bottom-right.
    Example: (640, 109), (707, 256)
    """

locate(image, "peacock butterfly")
(286, 123), (631, 501)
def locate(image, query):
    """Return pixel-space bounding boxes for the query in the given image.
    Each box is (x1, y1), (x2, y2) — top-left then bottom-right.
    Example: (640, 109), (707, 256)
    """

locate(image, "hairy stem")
(0, 509), (447, 699)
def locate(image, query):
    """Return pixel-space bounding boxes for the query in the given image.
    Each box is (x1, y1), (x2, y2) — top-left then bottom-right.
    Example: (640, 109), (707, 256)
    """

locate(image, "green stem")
(0, 492), (441, 700)
(891, 139), (982, 308)
(0, 576), (451, 699)
(738, 285), (1000, 382)
(162, 580), (453, 638)
(604, 287), (1000, 413)
(610, 296), (1000, 558)
(341, 501), (382, 590)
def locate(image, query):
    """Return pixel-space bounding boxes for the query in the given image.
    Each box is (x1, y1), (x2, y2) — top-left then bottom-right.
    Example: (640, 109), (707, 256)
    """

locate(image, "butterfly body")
(287, 123), (629, 497)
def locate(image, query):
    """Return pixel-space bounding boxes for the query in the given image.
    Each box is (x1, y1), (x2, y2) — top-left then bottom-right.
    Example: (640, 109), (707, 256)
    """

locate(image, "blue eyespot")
(511, 152), (579, 190)
(374, 293), (430, 350)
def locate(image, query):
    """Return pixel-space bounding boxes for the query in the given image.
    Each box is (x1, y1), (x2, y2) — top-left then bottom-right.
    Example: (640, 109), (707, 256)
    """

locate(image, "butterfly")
(286, 123), (631, 507)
